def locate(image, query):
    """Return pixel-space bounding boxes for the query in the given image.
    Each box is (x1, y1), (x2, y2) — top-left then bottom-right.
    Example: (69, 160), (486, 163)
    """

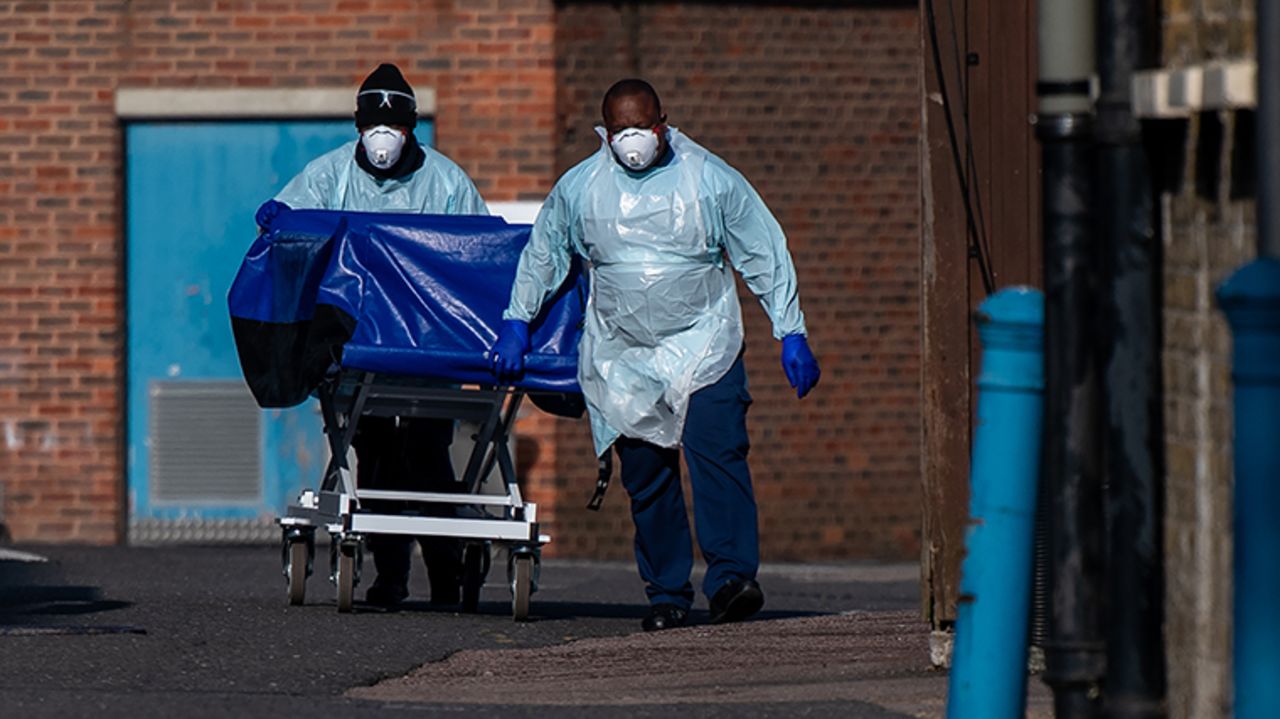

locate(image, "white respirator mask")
(361, 125), (406, 170)
(609, 127), (662, 171)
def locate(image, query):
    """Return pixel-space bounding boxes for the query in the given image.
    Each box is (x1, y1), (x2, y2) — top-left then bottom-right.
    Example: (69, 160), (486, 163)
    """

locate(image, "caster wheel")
(511, 555), (533, 622)
(336, 547), (356, 613)
(287, 540), (308, 606)
(334, 537), (362, 613)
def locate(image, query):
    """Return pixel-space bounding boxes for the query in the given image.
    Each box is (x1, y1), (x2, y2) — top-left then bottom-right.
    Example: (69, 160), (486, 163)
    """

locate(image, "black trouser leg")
(354, 416), (413, 588)
(398, 417), (463, 603)
(356, 415), (461, 600)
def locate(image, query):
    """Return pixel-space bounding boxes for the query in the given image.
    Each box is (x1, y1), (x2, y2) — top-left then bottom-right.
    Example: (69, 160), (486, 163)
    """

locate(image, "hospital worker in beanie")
(254, 63), (489, 608)
(491, 79), (822, 631)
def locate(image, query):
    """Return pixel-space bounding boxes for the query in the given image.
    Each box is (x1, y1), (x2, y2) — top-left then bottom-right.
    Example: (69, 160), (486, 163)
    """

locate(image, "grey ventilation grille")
(150, 381), (261, 502)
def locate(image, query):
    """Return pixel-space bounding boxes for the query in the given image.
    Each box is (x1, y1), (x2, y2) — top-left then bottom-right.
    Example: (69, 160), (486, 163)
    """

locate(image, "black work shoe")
(364, 581), (409, 607)
(641, 603), (689, 632)
(709, 579), (764, 624)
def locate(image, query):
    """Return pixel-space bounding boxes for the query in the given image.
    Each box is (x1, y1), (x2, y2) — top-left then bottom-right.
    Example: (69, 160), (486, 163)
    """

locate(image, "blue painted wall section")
(946, 287), (1046, 718)
(1217, 257), (1280, 719)
(126, 120), (432, 523)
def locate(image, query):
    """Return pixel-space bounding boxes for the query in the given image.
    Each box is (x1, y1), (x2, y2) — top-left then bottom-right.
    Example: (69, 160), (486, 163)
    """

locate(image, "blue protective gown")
(274, 140), (488, 215)
(504, 128), (807, 455)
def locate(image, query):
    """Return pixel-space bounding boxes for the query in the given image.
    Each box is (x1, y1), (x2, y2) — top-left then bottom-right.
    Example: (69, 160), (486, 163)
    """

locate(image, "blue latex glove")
(255, 199), (290, 231)
(781, 334), (820, 399)
(491, 319), (530, 383)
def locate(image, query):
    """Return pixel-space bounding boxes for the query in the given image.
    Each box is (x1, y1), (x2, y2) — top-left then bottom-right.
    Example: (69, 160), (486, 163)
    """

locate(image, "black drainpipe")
(1259, 0), (1280, 258)
(1095, 0), (1167, 716)
(1037, 0), (1107, 716)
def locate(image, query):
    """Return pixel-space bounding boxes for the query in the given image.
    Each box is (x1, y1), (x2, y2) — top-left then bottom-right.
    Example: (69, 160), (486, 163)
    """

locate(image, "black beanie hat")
(355, 63), (417, 129)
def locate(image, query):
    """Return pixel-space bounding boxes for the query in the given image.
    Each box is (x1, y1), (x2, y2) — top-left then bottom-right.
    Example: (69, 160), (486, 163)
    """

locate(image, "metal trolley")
(277, 370), (547, 620)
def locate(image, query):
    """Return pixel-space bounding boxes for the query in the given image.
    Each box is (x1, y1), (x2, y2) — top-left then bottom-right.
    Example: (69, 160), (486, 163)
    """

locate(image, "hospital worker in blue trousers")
(254, 63), (489, 608)
(491, 79), (821, 631)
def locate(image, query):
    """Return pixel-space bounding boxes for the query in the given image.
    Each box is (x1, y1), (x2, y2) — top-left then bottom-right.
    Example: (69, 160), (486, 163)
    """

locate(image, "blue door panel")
(125, 120), (416, 524)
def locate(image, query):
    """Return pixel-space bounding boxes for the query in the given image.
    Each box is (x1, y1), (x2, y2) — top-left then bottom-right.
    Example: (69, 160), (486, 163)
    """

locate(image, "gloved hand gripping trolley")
(229, 210), (587, 620)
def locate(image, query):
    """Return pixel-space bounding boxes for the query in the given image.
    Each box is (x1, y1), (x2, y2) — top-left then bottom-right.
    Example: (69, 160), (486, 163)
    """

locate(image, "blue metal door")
(124, 120), (433, 541)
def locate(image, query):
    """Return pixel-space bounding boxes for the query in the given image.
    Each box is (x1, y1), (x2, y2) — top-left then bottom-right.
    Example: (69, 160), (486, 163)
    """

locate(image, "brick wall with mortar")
(545, 1), (922, 561)
(0, 0), (561, 543)
(0, 0), (923, 564)
(1159, 2), (1253, 717)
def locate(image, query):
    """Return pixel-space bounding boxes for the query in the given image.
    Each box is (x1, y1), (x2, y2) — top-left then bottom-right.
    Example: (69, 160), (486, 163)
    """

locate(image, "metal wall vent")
(149, 380), (261, 502)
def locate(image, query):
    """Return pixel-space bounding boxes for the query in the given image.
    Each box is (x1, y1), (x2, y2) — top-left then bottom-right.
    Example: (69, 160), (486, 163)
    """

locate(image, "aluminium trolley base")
(275, 372), (551, 621)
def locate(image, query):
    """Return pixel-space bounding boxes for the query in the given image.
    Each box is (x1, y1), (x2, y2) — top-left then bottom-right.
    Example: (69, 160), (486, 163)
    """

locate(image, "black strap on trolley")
(586, 450), (613, 511)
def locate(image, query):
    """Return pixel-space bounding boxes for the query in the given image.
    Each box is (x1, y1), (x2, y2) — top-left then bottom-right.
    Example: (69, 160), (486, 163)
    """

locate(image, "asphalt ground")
(0, 545), (1041, 718)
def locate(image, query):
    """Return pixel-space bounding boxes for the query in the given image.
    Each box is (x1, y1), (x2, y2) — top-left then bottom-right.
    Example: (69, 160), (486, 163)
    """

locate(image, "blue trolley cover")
(228, 210), (586, 408)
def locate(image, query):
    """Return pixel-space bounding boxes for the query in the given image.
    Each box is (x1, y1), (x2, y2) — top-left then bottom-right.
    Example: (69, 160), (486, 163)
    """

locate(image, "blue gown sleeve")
(717, 165), (808, 340)
(503, 182), (574, 322)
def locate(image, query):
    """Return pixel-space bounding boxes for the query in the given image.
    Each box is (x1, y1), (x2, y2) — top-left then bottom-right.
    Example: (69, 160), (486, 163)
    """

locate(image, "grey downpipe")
(1036, 1), (1107, 717)
(1213, 7), (1280, 719)
(1260, 0), (1280, 257)
(1095, 0), (1168, 716)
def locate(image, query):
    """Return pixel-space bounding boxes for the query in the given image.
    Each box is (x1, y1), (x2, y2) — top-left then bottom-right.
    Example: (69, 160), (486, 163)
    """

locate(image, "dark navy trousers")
(614, 355), (759, 610)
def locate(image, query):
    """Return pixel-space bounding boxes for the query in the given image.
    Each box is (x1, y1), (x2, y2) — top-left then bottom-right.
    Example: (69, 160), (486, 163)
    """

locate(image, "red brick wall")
(0, 0), (921, 560)
(547, 1), (922, 560)
(0, 0), (558, 543)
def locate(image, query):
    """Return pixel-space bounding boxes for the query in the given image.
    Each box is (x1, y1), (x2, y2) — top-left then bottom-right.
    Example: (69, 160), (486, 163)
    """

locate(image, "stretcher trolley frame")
(276, 369), (548, 620)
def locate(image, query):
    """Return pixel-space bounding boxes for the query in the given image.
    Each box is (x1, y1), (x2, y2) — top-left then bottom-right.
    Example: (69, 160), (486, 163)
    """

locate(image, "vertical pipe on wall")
(1257, 0), (1280, 258)
(946, 288), (1046, 719)
(1215, 3), (1280, 715)
(1036, 1), (1106, 717)
(1095, 0), (1167, 716)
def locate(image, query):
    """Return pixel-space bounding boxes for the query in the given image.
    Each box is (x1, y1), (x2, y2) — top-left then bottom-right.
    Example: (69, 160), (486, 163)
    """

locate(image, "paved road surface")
(0, 545), (1035, 718)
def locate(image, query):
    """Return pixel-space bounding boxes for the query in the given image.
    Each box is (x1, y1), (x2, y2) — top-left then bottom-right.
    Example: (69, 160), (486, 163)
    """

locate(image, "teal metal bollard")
(1217, 257), (1280, 719)
(946, 287), (1046, 719)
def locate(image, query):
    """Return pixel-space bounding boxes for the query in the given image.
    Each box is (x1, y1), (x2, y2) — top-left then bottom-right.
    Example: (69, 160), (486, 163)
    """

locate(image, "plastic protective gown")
(504, 128), (807, 456)
(274, 141), (489, 215)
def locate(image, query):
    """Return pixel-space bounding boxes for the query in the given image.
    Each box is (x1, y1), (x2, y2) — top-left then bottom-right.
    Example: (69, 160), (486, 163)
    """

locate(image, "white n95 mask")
(610, 127), (661, 171)
(361, 125), (406, 169)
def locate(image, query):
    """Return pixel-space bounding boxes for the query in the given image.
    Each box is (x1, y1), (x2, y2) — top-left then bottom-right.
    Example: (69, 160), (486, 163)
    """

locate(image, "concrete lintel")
(115, 87), (437, 119)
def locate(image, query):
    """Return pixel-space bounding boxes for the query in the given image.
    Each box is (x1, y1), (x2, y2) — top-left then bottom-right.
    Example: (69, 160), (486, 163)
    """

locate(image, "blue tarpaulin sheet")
(227, 210), (586, 408)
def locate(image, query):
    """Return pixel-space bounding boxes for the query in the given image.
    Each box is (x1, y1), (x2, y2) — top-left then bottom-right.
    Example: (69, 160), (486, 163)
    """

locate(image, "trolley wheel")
(336, 544), (357, 613)
(461, 543), (488, 613)
(511, 555), (533, 621)
(287, 540), (308, 606)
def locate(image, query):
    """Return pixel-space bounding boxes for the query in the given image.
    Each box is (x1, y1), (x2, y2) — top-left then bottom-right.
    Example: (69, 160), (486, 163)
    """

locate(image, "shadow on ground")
(309, 596), (827, 630)
(0, 555), (138, 633)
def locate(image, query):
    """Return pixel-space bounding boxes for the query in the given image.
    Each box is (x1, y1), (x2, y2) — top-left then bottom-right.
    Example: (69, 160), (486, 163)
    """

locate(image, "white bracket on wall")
(1202, 61), (1257, 109)
(1133, 60), (1256, 118)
